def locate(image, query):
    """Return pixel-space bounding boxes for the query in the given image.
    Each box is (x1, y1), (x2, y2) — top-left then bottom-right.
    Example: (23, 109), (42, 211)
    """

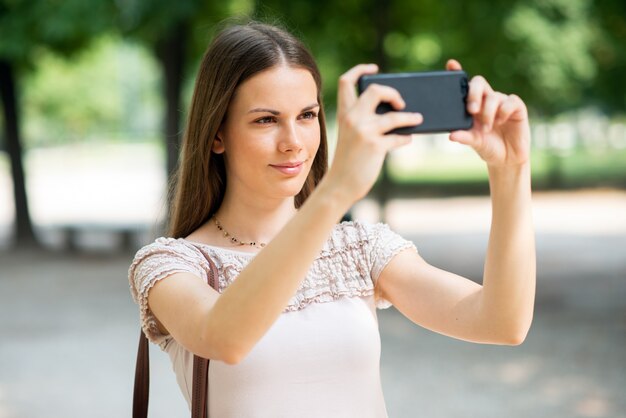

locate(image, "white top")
(129, 220), (417, 417)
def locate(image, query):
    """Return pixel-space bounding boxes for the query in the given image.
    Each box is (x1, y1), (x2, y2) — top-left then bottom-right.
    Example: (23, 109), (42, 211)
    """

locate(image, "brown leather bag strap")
(132, 254), (219, 418)
(191, 255), (218, 418)
(133, 331), (150, 418)
(192, 355), (210, 417)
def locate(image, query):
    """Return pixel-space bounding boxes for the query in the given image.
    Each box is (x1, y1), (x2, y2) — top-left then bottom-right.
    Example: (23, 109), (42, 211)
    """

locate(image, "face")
(213, 65), (321, 203)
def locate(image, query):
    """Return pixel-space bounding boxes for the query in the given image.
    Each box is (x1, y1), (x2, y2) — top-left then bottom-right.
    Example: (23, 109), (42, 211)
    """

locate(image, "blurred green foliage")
(1, 0), (625, 153)
(0, 0), (116, 67)
(114, 0), (255, 48)
(22, 36), (162, 146)
(2, 0), (625, 120)
(258, 0), (625, 116)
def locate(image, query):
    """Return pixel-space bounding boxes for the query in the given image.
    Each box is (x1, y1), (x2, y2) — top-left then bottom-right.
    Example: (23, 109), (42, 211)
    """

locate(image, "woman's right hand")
(325, 64), (423, 204)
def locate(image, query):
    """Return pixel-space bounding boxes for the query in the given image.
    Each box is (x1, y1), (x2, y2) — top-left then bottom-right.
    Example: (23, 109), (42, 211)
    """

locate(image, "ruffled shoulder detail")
(128, 221), (417, 346)
(325, 221), (417, 309)
(128, 237), (211, 347)
(187, 220), (416, 311)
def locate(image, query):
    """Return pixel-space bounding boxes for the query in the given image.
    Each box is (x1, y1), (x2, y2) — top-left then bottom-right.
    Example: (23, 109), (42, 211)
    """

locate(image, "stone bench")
(52, 222), (162, 252)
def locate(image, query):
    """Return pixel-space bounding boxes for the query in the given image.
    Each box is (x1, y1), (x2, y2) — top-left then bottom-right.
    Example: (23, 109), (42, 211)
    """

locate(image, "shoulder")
(128, 237), (210, 298)
(318, 219), (412, 266)
(328, 220), (404, 248)
(131, 236), (201, 261)
(329, 219), (379, 240)
(128, 237), (212, 347)
(330, 219), (417, 270)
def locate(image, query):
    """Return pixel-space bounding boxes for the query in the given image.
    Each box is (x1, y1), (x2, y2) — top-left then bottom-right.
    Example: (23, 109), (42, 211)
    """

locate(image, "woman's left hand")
(446, 59), (531, 168)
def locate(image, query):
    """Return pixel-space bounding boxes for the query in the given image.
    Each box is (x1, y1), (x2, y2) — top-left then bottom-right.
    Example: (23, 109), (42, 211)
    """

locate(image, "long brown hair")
(168, 21), (329, 238)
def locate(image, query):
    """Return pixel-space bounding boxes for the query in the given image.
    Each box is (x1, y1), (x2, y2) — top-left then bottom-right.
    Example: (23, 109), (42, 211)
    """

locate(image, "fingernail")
(469, 102), (479, 112)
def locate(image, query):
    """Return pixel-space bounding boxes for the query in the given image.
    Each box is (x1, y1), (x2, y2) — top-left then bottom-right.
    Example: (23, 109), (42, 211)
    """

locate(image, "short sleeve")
(365, 222), (417, 309)
(128, 237), (208, 347)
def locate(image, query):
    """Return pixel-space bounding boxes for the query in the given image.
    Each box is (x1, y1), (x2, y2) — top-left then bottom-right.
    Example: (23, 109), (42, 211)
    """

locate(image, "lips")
(270, 161), (305, 175)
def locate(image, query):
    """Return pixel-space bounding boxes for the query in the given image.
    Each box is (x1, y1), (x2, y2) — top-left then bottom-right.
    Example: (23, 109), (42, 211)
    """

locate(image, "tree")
(253, 0), (626, 206)
(116, 0), (625, 206)
(0, 0), (116, 248)
(589, 0), (626, 113)
(257, 0), (624, 116)
(116, 0), (256, 189)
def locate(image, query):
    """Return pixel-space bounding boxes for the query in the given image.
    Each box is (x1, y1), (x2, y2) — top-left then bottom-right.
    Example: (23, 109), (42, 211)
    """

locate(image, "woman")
(129, 21), (535, 417)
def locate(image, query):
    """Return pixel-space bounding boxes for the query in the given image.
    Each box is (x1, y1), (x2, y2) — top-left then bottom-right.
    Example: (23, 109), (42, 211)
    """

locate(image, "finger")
(359, 83), (406, 112)
(377, 111), (423, 134)
(481, 92), (506, 132)
(446, 59), (462, 71)
(337, 63), (378, 116)
(495, 94), (528, 124)
(466, 75), (492, 115)
(449, 130), (480, 148)
(494, 95), (517, 125)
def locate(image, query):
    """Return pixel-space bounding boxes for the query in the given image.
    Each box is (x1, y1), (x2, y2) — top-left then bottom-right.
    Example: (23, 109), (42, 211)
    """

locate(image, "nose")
(277, 122), (303, 153)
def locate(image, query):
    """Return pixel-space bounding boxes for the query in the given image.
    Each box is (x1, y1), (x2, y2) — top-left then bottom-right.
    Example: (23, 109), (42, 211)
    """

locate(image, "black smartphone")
(357, 70), (473, 134)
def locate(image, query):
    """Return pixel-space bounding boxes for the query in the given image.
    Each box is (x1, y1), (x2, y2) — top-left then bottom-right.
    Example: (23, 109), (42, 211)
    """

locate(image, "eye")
(300, 111), (318, 120)
(255, 116), (277, 124)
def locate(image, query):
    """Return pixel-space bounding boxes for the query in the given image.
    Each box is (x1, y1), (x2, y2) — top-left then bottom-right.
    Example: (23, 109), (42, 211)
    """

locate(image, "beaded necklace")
(212, 216), (267, 249)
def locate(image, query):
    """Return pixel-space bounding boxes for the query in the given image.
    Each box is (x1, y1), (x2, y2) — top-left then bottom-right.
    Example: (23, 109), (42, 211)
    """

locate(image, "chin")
(275, 177), (309, 199)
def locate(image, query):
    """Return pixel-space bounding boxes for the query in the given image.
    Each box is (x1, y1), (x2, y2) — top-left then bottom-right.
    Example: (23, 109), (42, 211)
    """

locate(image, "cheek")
(304, 124), (321, 153)
(224, 124), (269, 155)
(231, 140), (268, 166)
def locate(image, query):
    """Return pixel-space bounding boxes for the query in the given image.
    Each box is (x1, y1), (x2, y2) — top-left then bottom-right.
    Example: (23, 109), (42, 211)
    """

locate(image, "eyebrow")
(247, 103), (319, 115)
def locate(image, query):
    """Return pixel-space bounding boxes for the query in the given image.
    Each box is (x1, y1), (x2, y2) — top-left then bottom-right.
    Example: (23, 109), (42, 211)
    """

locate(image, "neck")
(212, 189), (298, 246)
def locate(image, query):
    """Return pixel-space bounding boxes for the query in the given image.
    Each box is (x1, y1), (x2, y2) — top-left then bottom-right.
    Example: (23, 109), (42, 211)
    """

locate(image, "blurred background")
(0, 0), (624, 417)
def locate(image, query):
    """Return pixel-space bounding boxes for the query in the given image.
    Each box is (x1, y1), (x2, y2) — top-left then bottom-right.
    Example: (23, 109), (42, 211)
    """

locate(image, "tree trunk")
(0, 59), (38, 248)
(155, 22), (187, 192)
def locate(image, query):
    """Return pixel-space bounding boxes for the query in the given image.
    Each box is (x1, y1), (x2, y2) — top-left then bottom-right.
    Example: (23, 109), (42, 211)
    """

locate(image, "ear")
(212, 131), (225, 154)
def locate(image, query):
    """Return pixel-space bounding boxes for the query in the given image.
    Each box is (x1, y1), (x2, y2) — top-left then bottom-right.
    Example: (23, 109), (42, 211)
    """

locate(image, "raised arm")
(376, 60), (536, 345)
(146, 64), (423, 364)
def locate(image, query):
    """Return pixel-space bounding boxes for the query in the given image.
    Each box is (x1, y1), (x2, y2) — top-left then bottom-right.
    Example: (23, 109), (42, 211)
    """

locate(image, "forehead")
(230, 65), (318, 111)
